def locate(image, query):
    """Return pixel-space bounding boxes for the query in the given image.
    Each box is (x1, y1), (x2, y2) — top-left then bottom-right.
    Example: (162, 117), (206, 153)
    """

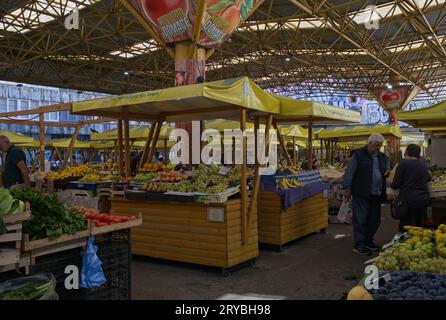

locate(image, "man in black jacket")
(342, 133), (390, 255)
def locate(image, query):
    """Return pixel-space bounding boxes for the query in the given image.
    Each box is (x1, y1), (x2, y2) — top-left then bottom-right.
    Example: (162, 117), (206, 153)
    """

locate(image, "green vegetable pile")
(0, 280), (52, 300)
(11, 190), (87, 240)
(0, 187), (25, 218)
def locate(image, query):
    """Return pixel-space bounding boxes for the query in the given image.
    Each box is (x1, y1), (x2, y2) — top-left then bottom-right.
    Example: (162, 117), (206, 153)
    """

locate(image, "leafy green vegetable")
(0, 188), (13, 217)
(11, 190), (87, 240)
(0, 281), (51, 300)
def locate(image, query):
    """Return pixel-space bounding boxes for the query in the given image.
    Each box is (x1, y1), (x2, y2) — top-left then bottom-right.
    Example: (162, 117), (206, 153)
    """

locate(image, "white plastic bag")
(337, 198), (352, 224)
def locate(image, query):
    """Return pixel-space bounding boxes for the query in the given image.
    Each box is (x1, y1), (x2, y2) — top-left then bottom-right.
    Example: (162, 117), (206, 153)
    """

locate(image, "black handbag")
(390, 199), (407, 220)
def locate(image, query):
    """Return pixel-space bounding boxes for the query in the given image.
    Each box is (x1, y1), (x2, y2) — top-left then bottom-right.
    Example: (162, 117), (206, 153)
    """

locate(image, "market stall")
(399, 102), (446, 225)
(315, 124), (403, 166)
(71, 77), (280, 271)
(0, 186), (141, 299)
(347, 225), (446, 300)
(257, 97), (361, 248)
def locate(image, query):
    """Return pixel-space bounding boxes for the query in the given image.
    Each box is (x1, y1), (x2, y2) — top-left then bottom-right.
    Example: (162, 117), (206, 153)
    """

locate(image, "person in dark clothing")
(391, 144), (430, 232)
(342, 133), (390, 255)
(0, 135), (30, 189)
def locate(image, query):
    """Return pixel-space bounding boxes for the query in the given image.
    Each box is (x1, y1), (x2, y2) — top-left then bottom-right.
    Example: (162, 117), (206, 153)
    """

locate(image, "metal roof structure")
(1, 0), (446, 101)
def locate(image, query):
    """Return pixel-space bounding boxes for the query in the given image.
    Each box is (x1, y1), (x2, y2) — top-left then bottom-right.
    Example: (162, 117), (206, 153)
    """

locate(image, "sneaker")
(353, 247), (371, 256)
(366, 243), (380, 252)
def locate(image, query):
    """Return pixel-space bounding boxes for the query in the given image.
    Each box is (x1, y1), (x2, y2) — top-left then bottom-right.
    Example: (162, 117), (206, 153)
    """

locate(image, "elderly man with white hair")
(342, 133), (390, 255)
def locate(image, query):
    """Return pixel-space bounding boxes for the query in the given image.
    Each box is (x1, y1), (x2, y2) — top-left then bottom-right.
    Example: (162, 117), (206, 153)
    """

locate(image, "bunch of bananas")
(146, 182), (175, 193)
(79, 173), (102, 183)
(47, 165), (95, 180)
(278, 178), (303, 190)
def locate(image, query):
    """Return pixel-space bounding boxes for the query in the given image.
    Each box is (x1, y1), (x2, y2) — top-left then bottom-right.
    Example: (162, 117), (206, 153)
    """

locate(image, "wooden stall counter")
(258, 192), (328, 248)
(111, 198), (258, 270)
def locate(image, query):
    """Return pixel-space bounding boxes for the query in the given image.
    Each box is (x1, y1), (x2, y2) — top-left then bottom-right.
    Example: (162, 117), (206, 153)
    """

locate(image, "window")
(7, 98), (31, 119)
(42, 102), (59, 121)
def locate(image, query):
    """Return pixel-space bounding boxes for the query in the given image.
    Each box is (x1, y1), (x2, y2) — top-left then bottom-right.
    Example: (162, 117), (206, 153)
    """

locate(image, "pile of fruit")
(171, 164), (242, 194)
(276, 164), (302, 176)
(436, 224), (446, 258)
(372, 271), (446, 300)
(101, 174), (120, 182)
(278, 178), (303, 191)
(132, 172), (159, 183)
(140, 163), (175, 172)
(79, 173), (102, 183)
(72, 207), (136, 227)
(156, 171), (188, 182)
(145, 182), (176, 193)
(374, 226), (446, 274)
(47, 165), (95, 180)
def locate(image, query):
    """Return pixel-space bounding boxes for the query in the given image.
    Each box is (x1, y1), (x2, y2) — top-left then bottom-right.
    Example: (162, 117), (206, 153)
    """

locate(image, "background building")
(0, 81), (113, 140)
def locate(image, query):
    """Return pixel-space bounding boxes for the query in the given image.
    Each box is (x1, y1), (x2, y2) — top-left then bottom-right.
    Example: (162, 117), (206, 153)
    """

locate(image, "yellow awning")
(398, 100), (446, 128)
(72, 77), (280, 121)
(273, 95), (361, 124)
(132, 140), (175, 149)
(90, 141), (116, 150)
(47, 138), (92, 149)
(315, 125), (403, 140)
(16, 140), (40, 148)
(0, 131), (35, 144)
(90, 125), (174, 141)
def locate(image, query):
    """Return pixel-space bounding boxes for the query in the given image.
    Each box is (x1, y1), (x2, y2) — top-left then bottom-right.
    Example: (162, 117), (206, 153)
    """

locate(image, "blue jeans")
(352, 195), (381, 248)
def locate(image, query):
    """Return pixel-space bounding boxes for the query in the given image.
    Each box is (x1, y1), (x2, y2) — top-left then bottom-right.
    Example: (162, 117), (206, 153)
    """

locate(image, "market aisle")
(132, 205), (398, 300)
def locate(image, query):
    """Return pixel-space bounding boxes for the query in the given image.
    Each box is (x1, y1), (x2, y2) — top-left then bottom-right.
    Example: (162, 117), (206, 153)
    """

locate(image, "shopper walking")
(342, 133), (390, 255)
(391, 144), (430, 232)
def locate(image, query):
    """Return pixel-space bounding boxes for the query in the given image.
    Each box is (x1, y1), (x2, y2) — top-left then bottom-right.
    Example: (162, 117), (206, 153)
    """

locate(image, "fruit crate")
(0, 204), (32, 273)
(429, 186), (446, 199)
(30, 229), (131, 300)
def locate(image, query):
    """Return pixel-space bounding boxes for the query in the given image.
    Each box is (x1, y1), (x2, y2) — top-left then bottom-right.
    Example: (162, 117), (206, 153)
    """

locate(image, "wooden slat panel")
(132, 242), (226, 261)
(133, 233), (227, 251)
(135, 222), (227, 236)
(133, 228), (227, 244)
(132, 246), (227, 268)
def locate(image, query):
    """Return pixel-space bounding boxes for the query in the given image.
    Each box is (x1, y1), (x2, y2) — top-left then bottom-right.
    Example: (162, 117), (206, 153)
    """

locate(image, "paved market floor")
(132, 205), (398, 300)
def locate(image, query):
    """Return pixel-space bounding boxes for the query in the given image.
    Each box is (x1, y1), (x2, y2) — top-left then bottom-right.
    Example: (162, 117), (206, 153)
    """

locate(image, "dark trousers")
(352, 195), (381, 248)
(398, 199), (429, 232)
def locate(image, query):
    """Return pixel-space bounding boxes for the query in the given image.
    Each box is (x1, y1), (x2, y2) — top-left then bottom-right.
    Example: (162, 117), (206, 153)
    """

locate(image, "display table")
(111, 198), (258, 270)
(258, 186), (328, 248)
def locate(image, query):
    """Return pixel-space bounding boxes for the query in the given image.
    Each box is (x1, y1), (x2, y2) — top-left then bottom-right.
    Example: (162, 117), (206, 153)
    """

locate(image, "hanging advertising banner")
(373, 86), (415, 112)
(129, 0), (262, 48)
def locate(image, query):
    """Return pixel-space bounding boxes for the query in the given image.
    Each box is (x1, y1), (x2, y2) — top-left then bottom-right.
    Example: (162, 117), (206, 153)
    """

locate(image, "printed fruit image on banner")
(373, 87), (411, 112)
(130, 0), (261, 48)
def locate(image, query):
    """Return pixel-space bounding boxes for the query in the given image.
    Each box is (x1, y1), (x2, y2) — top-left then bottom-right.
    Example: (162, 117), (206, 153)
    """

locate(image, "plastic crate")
(30, 229), (131, 300)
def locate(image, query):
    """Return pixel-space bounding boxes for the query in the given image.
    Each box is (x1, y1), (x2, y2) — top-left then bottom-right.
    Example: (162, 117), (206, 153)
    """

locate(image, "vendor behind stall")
(0, 135), (30, 189)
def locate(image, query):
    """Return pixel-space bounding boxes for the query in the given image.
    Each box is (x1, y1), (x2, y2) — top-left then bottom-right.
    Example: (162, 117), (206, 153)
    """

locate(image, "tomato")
(110, 216), (121, 224)
(120, 216), (131, 222)
(129, 216), (137, 221)
(98, 213), (110, 222)
(94, 220), (107, 227)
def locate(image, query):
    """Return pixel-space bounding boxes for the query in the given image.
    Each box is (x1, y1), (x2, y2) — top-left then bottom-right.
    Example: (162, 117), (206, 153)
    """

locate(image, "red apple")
(381, 90), (400, 103)
(140, 0), (188, 25)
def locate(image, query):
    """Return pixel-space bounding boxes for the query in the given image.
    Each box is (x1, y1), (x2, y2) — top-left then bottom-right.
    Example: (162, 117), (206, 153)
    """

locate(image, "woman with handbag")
(391, 144), (431, 232)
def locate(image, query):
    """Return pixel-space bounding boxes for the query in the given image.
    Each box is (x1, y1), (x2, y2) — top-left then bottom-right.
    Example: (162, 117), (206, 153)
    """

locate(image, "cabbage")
(0, 188), (13, 217)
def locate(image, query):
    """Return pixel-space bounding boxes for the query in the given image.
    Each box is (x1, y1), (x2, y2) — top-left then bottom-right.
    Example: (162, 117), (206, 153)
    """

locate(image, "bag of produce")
(337, 198), (352, 224)
(80, 237), (106, 289)
(0, 273), (58, 300)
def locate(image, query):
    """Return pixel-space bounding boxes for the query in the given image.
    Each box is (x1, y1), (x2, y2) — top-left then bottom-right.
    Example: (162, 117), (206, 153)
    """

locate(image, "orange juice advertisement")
(130, 0), (261, 47)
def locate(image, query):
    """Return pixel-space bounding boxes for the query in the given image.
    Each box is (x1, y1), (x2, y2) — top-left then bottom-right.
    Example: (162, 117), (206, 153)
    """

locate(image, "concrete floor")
(132, 205), (398, 300)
